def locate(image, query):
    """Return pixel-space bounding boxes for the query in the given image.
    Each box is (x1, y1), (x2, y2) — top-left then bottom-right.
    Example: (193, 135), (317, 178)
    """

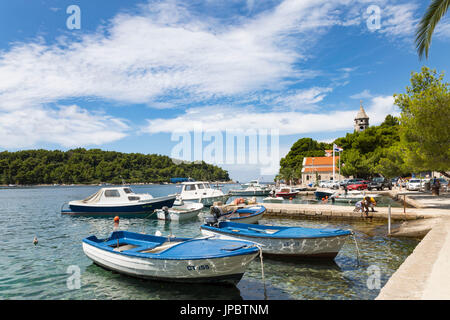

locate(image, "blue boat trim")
(201, 221), (352, 240)
(83, 231), (259, 260)
(223, 206), (266, 221)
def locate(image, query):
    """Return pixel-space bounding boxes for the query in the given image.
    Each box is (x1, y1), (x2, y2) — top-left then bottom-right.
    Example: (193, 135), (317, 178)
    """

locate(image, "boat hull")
(314, 191), (335, 200)
(82, 241), (257, 285)
(156, 203), (203, 221)
(275, 192), (298, 199)
(64, 196), (176, 217)
(229, 189), (271, 196)
(200, 229), (348, 258)
(220, 206), (266, 224)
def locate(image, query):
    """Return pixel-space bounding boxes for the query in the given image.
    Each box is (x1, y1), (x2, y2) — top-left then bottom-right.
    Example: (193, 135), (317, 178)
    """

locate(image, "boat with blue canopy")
(200, 221), (352, 259)
(82, 231), (259, 284)
(61, 187), (176, 217)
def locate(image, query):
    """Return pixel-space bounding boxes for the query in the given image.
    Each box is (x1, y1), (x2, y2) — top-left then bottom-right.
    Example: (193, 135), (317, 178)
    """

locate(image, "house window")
(306, 175), (309, 181)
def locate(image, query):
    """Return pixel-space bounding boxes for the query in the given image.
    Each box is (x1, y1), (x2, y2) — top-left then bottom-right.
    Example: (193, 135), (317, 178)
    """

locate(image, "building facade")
(301, 151), (345, 185)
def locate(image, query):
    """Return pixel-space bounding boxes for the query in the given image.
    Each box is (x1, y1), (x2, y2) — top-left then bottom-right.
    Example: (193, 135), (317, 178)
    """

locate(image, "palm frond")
(415, 0), (450, 59)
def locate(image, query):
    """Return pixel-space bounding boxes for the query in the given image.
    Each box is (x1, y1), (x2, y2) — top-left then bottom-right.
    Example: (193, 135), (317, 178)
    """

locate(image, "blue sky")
(0, 0), (449, 181)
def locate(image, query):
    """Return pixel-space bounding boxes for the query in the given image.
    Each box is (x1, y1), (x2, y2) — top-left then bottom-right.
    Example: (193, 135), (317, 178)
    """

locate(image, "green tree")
(394, 67), (450, 177)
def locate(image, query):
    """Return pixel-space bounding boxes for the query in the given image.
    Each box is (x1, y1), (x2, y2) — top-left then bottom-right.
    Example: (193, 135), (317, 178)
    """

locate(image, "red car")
(347, 181), (369, 191)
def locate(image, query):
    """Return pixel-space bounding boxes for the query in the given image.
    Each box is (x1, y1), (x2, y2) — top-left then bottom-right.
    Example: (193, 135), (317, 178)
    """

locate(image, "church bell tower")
(354, 100), (369, 132)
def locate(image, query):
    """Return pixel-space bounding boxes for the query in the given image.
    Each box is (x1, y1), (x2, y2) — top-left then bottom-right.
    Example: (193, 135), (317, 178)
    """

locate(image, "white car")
(407, 179), (421, 191)
(318, 180), (330, 188)
(326, 181), (340, 189)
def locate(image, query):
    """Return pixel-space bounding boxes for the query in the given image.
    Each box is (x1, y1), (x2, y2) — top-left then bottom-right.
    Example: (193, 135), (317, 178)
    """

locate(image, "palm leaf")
(416, 0), (450, 59)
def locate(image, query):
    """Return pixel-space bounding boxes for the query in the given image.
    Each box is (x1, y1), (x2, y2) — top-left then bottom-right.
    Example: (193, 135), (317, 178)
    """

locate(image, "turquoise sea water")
(0, 184), (418, 300)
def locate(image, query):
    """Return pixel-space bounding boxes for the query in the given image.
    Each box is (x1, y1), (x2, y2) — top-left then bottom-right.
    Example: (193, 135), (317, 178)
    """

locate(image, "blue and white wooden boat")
(82, 231), (259, 284)
(200, 221), (352, 259)
(61, 187), (176, 217)
(208, 205), (265, 224)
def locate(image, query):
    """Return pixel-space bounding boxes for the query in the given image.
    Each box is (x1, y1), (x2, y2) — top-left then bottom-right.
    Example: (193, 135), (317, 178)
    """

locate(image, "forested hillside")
(0, 148), (230, 185)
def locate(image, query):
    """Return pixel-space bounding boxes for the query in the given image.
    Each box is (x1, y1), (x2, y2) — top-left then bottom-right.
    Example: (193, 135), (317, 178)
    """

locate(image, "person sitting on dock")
(354, 199), (370, 217)
(365, 196), (377, 212)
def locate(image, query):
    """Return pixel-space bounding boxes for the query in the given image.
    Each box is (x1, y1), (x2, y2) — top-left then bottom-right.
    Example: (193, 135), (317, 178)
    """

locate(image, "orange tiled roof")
(303, 156), (339, 166)
(302, 167), (336, 173)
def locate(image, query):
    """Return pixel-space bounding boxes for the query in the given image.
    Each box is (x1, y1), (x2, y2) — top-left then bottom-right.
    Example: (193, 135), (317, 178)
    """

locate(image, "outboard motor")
(162, 206), (169, 217)
(205, 206), (223, 227)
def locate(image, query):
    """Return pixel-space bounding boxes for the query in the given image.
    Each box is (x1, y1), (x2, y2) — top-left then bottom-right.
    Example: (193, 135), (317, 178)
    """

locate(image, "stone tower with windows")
(354, 100), (369, 132)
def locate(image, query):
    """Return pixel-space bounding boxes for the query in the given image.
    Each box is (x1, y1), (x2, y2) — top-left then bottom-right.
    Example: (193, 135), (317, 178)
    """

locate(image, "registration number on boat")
(187, 264), (210, 271)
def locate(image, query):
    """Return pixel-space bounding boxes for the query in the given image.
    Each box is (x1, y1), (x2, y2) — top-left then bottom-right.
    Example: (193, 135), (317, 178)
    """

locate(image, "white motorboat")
(155, 201), (204, 221)
(263, 196), (284, 203)
(229, 185), (271, 196)
(179, 181), (229, 207)
(332, 191), (380, 203)
(61, 187), (176, 217)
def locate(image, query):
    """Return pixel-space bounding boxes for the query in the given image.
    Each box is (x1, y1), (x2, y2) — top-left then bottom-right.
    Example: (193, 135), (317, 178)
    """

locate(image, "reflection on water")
(0, 185), (418, 300)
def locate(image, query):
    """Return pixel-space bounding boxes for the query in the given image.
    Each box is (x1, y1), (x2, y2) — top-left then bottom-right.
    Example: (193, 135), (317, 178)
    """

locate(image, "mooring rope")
(256, 244), (267, 300)
(350, 231), (361, 266)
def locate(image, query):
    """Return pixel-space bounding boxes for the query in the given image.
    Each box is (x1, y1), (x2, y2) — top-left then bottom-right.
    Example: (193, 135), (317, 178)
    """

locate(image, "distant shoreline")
(0, 181), (238, 188)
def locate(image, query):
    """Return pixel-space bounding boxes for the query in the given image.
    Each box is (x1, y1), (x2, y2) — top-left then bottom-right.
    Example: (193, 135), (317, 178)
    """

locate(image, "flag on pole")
(333, 144), (343, 152)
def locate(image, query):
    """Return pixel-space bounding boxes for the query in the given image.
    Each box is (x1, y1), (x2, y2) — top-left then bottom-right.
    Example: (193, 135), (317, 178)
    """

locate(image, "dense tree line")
(0, 148), (230, 185)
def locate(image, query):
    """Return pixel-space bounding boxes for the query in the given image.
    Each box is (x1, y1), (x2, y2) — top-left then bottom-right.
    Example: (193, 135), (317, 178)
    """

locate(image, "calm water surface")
(0, 184), (418, 300)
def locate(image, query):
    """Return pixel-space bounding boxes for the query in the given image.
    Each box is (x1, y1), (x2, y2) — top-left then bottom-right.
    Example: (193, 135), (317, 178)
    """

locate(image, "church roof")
(355, 102), (369, 119)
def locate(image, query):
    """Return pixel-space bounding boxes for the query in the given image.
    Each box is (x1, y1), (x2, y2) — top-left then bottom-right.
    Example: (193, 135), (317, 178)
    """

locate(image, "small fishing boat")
(332, 192), (380, 203)
(208, 205), (265, 224)
(61, 187), (176, 217)
(263, 196), (284, 203)
(82, 231), (259, 284)
(179, 181), (229, 207)
(229, 185), (271, 196)
(200, 221), (352, 259)
(275, 186), (298, 199)
(314, 189), (336, 200)
(155, 201), (204, 221)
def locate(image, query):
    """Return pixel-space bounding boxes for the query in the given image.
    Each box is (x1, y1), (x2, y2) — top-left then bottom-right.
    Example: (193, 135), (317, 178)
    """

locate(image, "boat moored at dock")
(207, 205), (266, 224)
(179, 181), (229, 206)
(200, 221), (352, 259)
(82, 231), (259, 284)
(61, 187), (176, 217)
(155, 201), (204, 221)
(275, 186), (299, 199)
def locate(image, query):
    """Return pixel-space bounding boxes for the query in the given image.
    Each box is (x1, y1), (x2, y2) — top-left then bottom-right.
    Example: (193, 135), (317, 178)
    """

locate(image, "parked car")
(340, 179), (350, 187)
(406, 179), (421, 191)
(368, 177), (392, 190)
(347, 181), (368, 191)
(318, 180), (330, 188)
(325, 181), (340, 189)
(438, 178), (449, 191)
(343, 178), (364, 187)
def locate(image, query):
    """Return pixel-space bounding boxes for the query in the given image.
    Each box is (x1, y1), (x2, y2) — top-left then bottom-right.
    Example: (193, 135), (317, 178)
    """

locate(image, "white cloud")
(0, 105), (129, 148)
(350, 89), (373, 100)
(272, 87), (333, 110)
(142, 94), (398, 135)
(0, 0), (417, 149)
